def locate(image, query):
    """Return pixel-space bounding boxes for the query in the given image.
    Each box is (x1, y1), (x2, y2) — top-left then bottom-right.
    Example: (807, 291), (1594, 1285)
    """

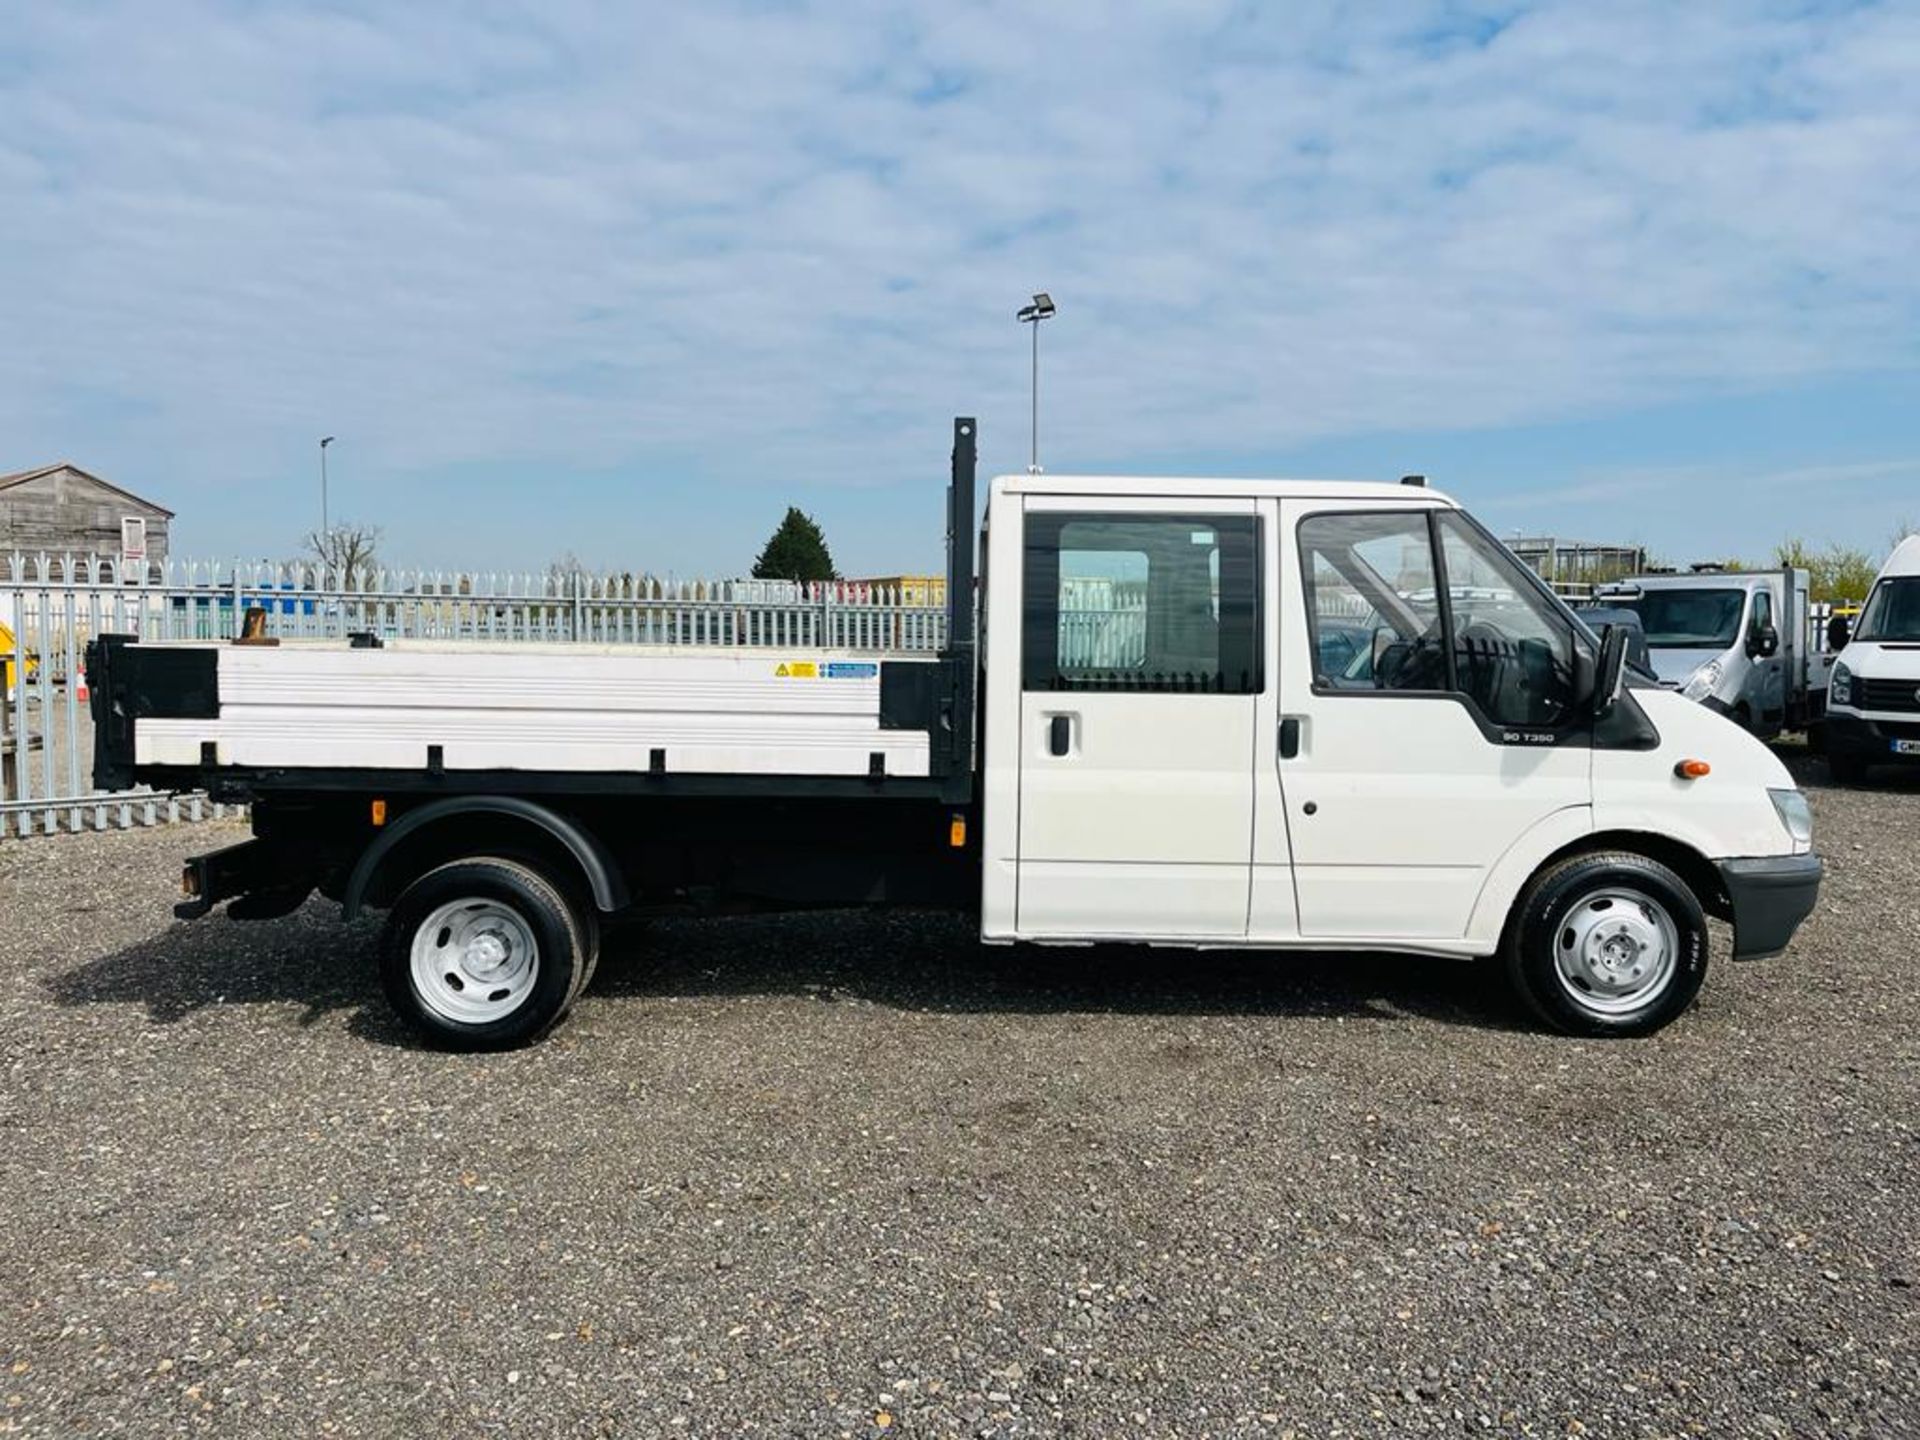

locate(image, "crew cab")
(89, 420), (1823, 1047)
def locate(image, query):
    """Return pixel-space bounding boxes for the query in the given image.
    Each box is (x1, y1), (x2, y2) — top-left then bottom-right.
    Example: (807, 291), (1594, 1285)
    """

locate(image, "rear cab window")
(1022, 512), (1262, 694)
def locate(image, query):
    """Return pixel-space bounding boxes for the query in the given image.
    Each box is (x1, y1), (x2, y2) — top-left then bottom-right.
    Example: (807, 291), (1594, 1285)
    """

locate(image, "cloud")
(1498, 457), (1920, 511)
(0, 0), (1915, 566)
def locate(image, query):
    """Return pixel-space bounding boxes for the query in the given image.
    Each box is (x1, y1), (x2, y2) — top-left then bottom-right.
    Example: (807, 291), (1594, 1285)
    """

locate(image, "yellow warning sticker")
(775, 661), (818, 678)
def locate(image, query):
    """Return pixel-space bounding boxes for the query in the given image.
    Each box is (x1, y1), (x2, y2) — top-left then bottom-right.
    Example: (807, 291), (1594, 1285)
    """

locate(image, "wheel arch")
(1504, 829), (1731, 948)
(342, 796), (629, 920)
(1468, 812), (1731, 950)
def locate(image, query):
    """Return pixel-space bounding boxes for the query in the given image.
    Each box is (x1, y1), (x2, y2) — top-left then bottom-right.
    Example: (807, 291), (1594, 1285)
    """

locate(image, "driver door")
(1274, 502), (1593, 939)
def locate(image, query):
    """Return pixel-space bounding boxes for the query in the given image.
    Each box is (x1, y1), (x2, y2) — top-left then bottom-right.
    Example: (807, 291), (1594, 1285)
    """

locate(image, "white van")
(89, 420), (1824, 1047)
(1825, 535), (1920, 781)
(1590, 568), (1827, 738)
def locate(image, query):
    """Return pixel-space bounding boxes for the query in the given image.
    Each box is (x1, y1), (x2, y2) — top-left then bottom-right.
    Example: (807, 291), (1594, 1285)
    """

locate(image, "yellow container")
(0, 621), (39, 699)
(856, 574), (947, 606)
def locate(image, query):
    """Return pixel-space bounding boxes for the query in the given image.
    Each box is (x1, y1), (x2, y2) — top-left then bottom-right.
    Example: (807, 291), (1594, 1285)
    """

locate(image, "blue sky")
(2, 1), (1916, 575)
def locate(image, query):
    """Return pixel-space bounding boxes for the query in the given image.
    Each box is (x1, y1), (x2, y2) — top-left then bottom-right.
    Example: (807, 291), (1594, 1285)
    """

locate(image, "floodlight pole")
(1029, 317), (1040, 475)
(319, 436), (335, 541)
(1016, 293), (1055, 474)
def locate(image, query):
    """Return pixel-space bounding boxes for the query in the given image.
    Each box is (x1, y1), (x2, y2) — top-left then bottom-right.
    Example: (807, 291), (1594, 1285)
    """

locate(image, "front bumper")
(1716, 854), (1823, 960)
(1825, 711), (1920, 762)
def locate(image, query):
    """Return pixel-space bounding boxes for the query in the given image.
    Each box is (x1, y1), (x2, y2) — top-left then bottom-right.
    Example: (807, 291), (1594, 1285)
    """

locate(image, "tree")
(1891, 517), (1919, 552)
(751, 507), (837, 582)
(1773, 537), (1877, 604)
(306, 522), (382, 590)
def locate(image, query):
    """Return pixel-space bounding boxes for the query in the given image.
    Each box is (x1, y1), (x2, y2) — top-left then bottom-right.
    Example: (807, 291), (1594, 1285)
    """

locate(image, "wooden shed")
(0, 463), (173, 568)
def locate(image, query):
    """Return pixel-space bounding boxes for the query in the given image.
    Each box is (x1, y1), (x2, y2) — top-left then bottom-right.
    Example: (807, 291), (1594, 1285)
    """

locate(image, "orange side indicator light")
(370, 798), (388, 826)
(949, 815), (967, 848)
(1674, 759), (1711, 780)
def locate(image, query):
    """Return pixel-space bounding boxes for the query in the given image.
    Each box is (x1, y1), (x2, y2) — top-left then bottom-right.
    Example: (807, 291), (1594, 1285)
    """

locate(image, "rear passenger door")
(1274, 502), (1592, 940)
(1015, 499), (1263, 938)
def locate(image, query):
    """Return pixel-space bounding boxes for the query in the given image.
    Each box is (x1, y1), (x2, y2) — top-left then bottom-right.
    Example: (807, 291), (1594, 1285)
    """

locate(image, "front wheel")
(1503, 852), (1709, 1037)
(381, 856), (591, 1049)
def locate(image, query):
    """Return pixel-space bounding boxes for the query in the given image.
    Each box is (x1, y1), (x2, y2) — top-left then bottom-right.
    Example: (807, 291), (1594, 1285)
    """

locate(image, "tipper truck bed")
(91, 418), (1823, 1048)
(99, 641), (949, 783)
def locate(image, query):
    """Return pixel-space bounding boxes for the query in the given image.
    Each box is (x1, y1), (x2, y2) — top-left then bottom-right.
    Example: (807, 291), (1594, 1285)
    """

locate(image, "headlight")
(1769, 787), (1813, 845)
(1831, 661), (1852, 707)
(1681, 657), (1723, 701)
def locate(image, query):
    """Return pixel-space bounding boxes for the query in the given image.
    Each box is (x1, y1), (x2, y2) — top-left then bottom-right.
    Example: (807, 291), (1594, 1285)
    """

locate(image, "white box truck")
(89, 421), (1822, 1047)
(1823, 535), (1920, 781)
(1589, 567), (1830, 738)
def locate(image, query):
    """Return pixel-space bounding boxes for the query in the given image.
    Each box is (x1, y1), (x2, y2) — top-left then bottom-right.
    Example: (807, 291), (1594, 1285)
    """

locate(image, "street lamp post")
(318, 436), (335, 541)
(1015, 292), (1055, 474)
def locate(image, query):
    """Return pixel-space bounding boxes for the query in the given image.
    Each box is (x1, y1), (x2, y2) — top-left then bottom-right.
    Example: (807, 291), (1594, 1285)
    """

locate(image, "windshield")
(1855, 576), (1920, 643)
(1612, 588), (1746, 648)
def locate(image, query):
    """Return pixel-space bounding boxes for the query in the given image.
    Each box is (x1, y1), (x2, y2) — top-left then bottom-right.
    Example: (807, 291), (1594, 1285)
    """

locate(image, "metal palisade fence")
(1, 553), (948, 839)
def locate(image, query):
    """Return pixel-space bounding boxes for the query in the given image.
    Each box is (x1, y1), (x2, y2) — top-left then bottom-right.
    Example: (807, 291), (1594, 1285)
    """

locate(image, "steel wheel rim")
(409, 898), (540, 1025)
(1552, 885), (1679, 1016)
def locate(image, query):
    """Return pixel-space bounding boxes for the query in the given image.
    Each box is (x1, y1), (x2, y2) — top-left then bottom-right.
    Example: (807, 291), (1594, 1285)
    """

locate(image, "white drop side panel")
(137, 643), (933, 778)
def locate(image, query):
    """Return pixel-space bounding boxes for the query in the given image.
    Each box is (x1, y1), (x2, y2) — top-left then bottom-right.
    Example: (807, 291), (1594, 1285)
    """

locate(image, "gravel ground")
(2, 751), (1916, 1438)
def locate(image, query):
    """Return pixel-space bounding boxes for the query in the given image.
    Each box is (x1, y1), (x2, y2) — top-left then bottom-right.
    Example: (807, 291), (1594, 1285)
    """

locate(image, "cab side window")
(1300, 509), (1582, 730)
(1022, 512), (1261, 693)
(1299, 512), (1445, 691)
(1436, 515), (1577, 728)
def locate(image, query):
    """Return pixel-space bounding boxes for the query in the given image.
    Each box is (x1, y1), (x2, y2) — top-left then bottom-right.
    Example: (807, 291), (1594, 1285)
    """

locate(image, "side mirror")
(1592, 624), (1629, 717)
(1827, 613), (1852, 651)
(1751, 623), (1779, 659)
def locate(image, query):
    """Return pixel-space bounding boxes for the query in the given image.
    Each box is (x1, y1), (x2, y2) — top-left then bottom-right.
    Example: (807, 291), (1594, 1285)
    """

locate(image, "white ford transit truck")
(89, 420), (1822, 1048)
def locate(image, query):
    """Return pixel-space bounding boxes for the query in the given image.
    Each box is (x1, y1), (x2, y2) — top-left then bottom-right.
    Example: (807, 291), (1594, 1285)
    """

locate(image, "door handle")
(1049, 714), (1072, 756)
(1278, 716), (1301, 760)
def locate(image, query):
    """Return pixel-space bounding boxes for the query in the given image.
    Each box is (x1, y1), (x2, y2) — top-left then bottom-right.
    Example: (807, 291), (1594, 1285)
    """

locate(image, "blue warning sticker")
(822, 661), (879, 679)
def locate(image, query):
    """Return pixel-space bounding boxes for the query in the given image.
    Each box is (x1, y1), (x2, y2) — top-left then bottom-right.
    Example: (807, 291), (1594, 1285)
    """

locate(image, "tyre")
(570, 903), (603, 1004)
(1503, 851), (1708, 1038)
(1826, 752), (1868, 784)
(497, 852), (602, 1005)
(381, 856), (590, 1049)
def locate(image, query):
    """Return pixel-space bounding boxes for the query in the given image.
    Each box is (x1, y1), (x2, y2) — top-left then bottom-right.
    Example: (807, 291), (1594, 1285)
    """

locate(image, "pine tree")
(751, 507), (837, 582)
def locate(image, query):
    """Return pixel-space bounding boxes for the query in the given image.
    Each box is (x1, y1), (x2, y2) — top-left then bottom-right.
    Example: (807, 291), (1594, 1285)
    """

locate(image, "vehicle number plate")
(1892, 739), (1920, 755)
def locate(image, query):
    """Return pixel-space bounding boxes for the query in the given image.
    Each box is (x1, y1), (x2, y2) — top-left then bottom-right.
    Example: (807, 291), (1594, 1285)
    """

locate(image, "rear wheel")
(381, 856), (589, 1049)
(1504, 851), (1708, 1037)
